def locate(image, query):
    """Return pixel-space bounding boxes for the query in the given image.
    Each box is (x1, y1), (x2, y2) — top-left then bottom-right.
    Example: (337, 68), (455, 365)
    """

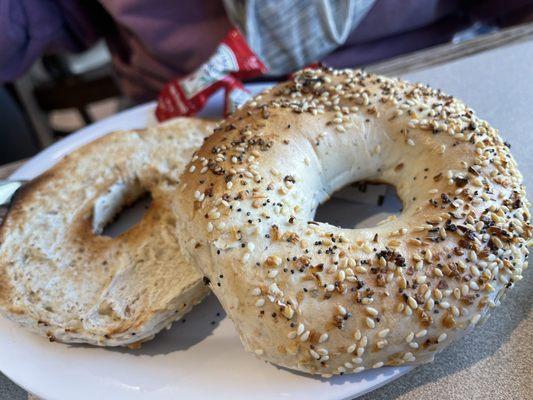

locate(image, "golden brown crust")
(175, 68), (531, 376)
(0, 117), (216, 346)
(0, 172), (59, 312)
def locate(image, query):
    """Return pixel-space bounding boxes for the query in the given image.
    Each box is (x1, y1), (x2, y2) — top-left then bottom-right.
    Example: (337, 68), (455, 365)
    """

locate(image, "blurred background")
(1, 0), (533, 165)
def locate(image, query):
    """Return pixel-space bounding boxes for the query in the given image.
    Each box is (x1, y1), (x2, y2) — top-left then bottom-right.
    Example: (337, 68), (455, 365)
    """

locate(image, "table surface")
(1, 22), (533, 400)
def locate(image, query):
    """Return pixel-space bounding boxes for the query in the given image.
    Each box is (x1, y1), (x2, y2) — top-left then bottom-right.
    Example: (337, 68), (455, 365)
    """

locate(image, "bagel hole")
(314, 181), (402, 229)
(100, 193), (152, 238)
(93, 181), (152, 238)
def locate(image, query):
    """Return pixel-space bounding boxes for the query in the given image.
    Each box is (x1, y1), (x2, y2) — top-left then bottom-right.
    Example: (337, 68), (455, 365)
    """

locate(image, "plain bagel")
(0, 117), (215, 346)
(175, 68), (531, 376)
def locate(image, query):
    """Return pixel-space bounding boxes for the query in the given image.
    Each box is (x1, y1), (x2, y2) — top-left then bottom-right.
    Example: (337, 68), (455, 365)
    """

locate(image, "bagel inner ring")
(92, 178), (148, 235)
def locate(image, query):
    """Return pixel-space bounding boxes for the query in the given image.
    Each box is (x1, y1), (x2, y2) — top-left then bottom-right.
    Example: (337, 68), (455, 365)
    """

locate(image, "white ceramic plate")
(0, 83), (411, 400)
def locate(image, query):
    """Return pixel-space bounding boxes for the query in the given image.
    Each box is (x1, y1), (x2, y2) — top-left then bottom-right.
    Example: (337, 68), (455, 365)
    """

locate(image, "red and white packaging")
(223, 76), (253, 116)
(155, 29), (267, 121)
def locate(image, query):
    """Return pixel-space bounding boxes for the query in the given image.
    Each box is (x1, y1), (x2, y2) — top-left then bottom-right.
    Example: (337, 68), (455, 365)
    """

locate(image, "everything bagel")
(0, 117), (215, 346)
(175, 68), (531, 376)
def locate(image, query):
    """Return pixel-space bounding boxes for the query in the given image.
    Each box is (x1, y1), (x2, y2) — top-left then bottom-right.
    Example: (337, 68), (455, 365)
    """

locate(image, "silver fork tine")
(0, 181), (27, 217)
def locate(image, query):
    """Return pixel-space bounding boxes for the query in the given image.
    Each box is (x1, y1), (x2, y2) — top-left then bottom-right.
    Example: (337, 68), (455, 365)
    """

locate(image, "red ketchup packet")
(155, 29), (267, 121)
(223, 76), (253, 116)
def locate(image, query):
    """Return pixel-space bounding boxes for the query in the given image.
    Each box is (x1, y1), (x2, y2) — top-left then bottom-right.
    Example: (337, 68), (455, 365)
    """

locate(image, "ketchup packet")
(155, 29), (267, 121)
(223, 76), (253, 115)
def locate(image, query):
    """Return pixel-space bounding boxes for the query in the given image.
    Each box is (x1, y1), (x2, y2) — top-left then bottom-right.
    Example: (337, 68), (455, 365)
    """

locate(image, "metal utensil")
(0, 180), (27, 222)
(0, 180), (25, 206)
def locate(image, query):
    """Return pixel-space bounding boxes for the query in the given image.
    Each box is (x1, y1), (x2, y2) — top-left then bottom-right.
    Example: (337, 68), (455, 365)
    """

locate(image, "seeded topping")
(177, 67), (531, 375)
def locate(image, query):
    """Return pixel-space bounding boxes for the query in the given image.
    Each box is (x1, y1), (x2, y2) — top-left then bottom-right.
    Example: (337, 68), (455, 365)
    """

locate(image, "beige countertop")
(1, 24), (532, 400)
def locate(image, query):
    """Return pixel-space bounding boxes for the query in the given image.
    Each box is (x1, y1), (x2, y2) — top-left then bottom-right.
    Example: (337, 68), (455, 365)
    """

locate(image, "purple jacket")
(1, 0), (529, 102)
(0, 0), (231, 101)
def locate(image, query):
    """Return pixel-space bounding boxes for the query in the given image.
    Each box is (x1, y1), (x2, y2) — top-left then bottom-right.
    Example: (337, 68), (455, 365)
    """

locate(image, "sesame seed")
(365, 317), (376, 329)
(415, 329), (427, 338)
(319, 333), (329, 343)
(336, 125), (346, 133)
(470, 281), (480, 290)
(316, 348), (328, 356)
(266, 256), (282, 267)
(337, 270), (346, 282)
(365, 306), (379, 316)
(471, 313), (481, 325)
(378, 329), (390, 338)
(407, 296), (418, 309)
